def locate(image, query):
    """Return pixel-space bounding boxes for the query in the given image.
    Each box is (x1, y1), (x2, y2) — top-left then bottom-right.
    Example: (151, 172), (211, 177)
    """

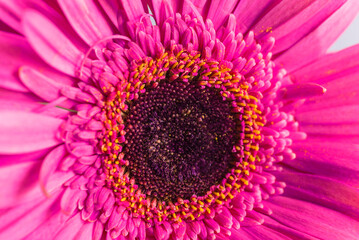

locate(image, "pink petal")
(276, 171), (359, 219)
(0, 161), (42, 208)
(0, 191), (62, 239)
(296, 105), (359, 124)
(206, 0), (237, 30)
(279, 83), (326, 100)
(39, 145), (67, 194)
(182, 0), (206, 14)
(58, 0), (113, 45)
(54, 213), (85, 240)
(0, 0), (46, 33)
(270, 0), (347, 54)
(23, 212), (69, 240)
(0, 149), (48, 167)
(75, 222), (95, 240)
(275, 0), (359, 72)
(98, 0), (120, 27)
(267, 196), (359, 239)
(22, 9), (84, 76)
(232, 0), (273, 34)
(290, 43), (359, 84)
(117, 0), (147, 38)
(0, 31), (75, 93)
(0, 111), (63, 154)
(295, 73), (359, 113)
(60, 188), (87, 215)
(289, 140), (359, 186)
(232, 225), (292, 240)
(146, 0), (174, 26)
(0, 32), (36, 92)
(0, 1), (23, 32)
(262, 215), (319, 240)
(0, 88), (42, 112)
(19, 66), (71, 102)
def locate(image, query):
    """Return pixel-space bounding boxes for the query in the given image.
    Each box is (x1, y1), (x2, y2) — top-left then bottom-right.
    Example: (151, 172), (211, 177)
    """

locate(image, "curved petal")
(232, 0), (274, 34)
(0, 88), (42, 112)
(206, 0), (238, 30)
(98, 0), (120, 27)
(23, 211), (69, 240)
(267, 196), (359, 239)
(117, 0), (147, 39)
(0, 192), (62, 240)
(271, 0), (347, 54)
(290, 43), (359, 84)
(0, 161), (42, 208)
(231, 225), (293, 240)
(252, 0), (347, 54)
(39, 145), (67, 194)
(275, 0), (359, 72)
(53, 214), (86, 240)
(296, 105), (359, 124)
(58, 0), (113, 45)
(289, 140), (359, 186)
(275, 171), (359, 219)
(0, 31), (74, 94)
(19, 66), (72, 102)
(0, 111), (63, 154)
(262, 215), (319, 240)
(0, 149), (48, 167)
(0, 0), (49, 33)
(22, 9), (84, 76)
(0, 32), (36, 92)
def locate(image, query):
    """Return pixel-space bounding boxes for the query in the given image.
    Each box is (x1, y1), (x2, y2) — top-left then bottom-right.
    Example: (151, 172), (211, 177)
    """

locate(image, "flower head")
(0, 0), (359, 239)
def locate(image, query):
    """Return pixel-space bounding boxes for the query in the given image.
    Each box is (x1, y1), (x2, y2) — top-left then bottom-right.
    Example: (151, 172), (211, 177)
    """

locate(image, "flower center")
(98, 46), (264, 223)
(124, 80), (236, 201)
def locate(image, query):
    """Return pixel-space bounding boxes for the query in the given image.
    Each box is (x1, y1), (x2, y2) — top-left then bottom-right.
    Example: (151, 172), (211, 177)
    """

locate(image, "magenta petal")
(54, 214), (85, 240)
(232, 0), (273, 34)
(23, 212), (69, 240)
(0, 191), (61, 239)
(253, 0), (315, 35)
(0, 111), (63, 154)
(231, 226), (292, 240)
(270, 0), (347, 54)
(296, 105), (359, 124)
(0, 88), (43, 112)
(117, 0), (147, 38)
(19, 66), (70, 102)
(291, 43), (359, 84)
(275, 171), (359, 219)
(39, 145), (66, 195)
(267, 196), (359, 239)
(0, 32), (37, 92)
(206, 0), (237, 30)
(22, 9), (84, 76)
(0, 31), (75, 93)
(275, 0), (359, 72)
(58, 0), (113, 45)
(279, 83), (326, 100)
(0, 161), (42, 208)
(262, 215), (318, 240)
(98, 0), (120, 27)
(295, 75), (359, 115)
(146, 0), (174, 27)
(0, 149), (48, 167)
(0, 1), (23, 32)
(75, 222), (95, 240)
(289, 140), (359, 185)
(0, 0), (41, 33)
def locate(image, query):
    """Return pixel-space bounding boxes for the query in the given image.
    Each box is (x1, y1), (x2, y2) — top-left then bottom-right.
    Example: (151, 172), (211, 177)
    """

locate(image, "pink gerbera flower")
(0, 0), (359, 239)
